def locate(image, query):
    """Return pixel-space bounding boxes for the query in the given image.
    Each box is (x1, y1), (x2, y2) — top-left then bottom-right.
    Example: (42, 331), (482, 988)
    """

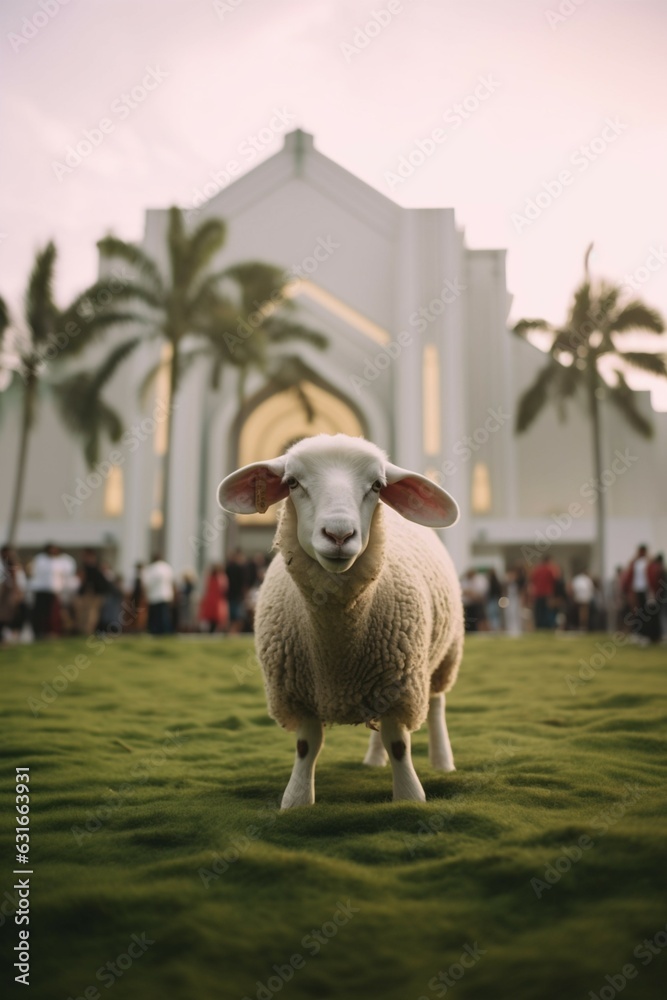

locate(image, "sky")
(2, 0), (667, 405)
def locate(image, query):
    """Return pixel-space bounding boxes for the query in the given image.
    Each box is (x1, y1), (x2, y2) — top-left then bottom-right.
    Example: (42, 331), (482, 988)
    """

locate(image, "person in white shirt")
(626, 544), (651, 642)
(571, 570), (595, 631)
(142, 554), (175, 634)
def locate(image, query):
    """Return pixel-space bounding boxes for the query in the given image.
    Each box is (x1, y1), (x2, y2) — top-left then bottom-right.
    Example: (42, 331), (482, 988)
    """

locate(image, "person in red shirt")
(530, 555), (560, 629)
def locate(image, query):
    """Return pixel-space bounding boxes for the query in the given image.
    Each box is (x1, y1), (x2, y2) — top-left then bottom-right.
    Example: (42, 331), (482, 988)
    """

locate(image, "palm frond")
(512, 318), (553, 339)
(567, 280), (593, 335)
(25, 242), (58, 345)
(609, 301), (665, 335)
(607, 370), (654, 438)
(262, 316), (328, 351)
(515, 361), (561, 432)
(184, 219), (227, 284)
(0, 296), (9, 334)
(97, 236), (165, 294)
(222, 262), (290, 315)
(619, 351), (667, 378)
(89, 337), (141, 394)
(167, 206), (187, 289)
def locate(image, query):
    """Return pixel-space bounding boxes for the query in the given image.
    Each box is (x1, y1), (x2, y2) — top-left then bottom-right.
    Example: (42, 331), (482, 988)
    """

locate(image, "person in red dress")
(198, 565), (229, 634)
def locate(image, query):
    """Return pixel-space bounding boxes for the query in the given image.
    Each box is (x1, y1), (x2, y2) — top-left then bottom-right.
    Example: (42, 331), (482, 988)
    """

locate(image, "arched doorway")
(227, 379), (367, 551)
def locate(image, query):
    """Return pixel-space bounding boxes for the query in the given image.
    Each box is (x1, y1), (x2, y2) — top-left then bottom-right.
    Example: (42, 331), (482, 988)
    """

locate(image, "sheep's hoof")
(392, 786), (427, 803)
(280, 785), (315, 809)
(362, 751), (388, 767)
(430, 757), (456, 773)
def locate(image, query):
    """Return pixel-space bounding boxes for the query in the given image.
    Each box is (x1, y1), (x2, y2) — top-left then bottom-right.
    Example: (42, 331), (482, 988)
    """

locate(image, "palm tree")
(512, 244), (666, 599)
(1, 244), (137, 546)
(96, 208), (327, 553)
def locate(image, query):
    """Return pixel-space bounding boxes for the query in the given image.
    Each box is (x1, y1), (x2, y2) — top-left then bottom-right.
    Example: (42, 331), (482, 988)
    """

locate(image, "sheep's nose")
(322, 527), (356, 546)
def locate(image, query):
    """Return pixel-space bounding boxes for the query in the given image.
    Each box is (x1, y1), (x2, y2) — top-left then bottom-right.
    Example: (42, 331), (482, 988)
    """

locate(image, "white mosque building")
(2, 129), (666, 582)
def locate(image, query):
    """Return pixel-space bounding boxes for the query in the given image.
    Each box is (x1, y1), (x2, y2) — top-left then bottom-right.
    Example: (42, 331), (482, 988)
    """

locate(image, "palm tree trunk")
(588, 372), (608, 627)
(7, 375), (36, 547)
(158, 348), (178, 559)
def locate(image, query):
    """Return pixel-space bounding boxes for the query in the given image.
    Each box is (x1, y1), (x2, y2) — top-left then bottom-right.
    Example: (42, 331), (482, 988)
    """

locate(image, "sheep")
(217, 434), (464, 808)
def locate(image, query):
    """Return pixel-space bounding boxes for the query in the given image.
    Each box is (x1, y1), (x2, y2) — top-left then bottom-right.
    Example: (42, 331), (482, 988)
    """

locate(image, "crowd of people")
(0, 543), (269, 643)
(462, 543), (666, 643)
(1, 539), (665, 645)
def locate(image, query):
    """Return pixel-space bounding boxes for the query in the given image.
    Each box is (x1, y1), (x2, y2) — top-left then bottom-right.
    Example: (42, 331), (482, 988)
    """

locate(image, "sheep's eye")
(285, 476), (299, 490)
(371, 479), (383, 493)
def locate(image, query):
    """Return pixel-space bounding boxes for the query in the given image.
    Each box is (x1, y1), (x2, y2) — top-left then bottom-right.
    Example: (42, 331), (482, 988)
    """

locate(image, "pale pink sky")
(3, 0), (666, 404)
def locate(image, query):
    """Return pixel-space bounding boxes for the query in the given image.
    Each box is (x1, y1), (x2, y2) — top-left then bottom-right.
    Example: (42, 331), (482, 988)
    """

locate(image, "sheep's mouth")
(315, 552), (357, 573)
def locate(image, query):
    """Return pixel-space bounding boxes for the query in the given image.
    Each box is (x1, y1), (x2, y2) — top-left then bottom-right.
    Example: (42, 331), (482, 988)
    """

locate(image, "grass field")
(1, 633), (666, 1000)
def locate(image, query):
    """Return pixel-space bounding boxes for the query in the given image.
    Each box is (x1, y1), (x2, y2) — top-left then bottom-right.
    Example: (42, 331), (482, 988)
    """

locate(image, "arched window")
(471, 461), (492, 514)
(104, 465), (124, 517)
(423, 344), (441, 456)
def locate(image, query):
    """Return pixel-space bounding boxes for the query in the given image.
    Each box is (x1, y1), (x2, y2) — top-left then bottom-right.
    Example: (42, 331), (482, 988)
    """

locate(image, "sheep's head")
(217, 434), (459, 573)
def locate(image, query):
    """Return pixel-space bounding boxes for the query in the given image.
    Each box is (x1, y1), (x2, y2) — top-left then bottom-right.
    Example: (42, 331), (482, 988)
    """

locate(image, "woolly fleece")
(255, 497), (464, 733)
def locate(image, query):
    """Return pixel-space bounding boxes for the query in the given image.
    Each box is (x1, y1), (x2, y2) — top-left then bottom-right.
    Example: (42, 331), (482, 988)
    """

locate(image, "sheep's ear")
(381, 463), (459, 527)
(217, 458), (287, 514)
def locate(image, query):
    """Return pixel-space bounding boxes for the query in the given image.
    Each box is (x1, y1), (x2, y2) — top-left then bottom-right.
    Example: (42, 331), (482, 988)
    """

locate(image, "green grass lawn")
(1, 634), (666, 1000)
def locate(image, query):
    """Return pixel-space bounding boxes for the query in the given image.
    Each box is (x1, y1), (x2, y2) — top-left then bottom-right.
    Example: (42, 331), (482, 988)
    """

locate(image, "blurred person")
(461, 568), (487, 632)
(226, 548), (248, 634)
(611, 565), (629, 631)
(177, 570), (198, 632)
(127, 562), (147, 633)
(0, 547), (27, 643)
(570, 568), (595, 631)
(51, 545), (78, 635)
(530, 554), (560, 629)
(73, 548), (110, 635)
(485, 568), (503, 632)
(624, 544), (651, 642)
(504, 567), (522, 636)
(29, 543), (60, 639)
(98, 574), (126, 633)
(199, 565), (229, 634)
(142, 553), (175, 635)
(647, 553), (665, 644)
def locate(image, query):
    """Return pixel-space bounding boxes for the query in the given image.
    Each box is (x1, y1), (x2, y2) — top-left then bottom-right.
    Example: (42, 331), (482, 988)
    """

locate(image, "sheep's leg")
(363, 728), (388, 766)
(281, 718), (324, 809)
(427, 692), (455, 771)
(380, 717), (426, 802)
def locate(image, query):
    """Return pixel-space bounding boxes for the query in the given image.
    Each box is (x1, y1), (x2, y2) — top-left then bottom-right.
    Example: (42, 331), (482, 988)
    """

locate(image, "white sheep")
(217, 434), (464, 808)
